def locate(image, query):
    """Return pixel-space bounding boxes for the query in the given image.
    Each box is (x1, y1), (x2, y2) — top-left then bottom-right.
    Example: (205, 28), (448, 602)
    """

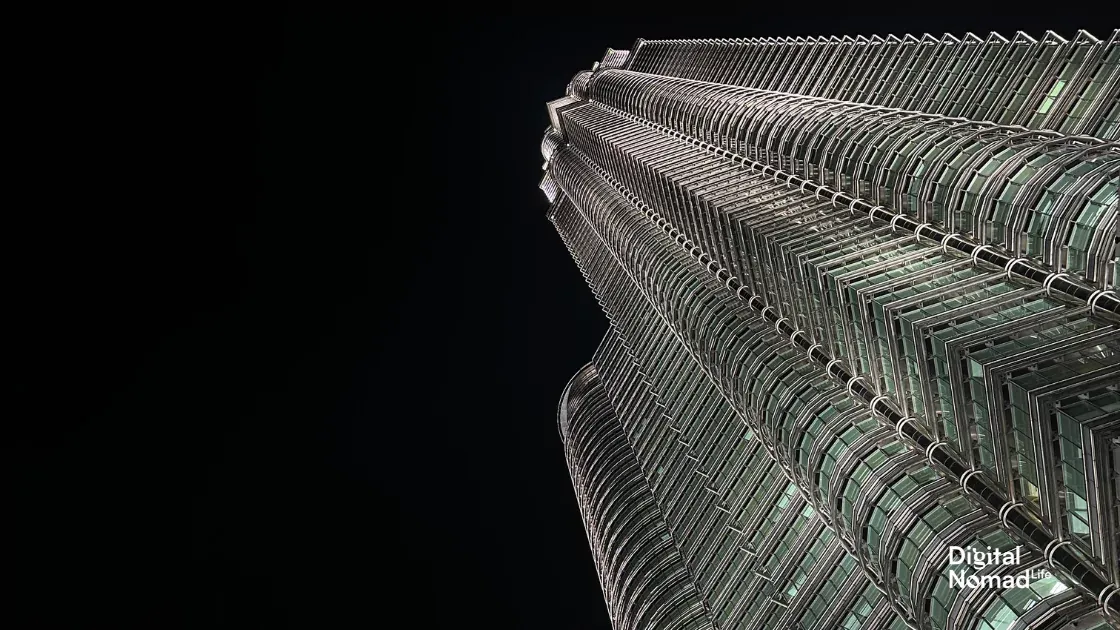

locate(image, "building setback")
(542, 32), (1120, 630)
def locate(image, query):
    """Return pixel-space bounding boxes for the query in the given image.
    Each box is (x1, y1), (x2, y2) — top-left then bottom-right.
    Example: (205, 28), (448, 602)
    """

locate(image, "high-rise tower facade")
(543, 32), (1120, 630)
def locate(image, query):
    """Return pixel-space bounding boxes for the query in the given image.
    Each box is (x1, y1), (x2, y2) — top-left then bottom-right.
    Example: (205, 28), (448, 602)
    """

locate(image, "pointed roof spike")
(920, 33), (937, 44)
(885, 34), (902, 43)
(841, 35), (854, 43)
(989, 31), (1009, 43)
(941, 33), (961, 44)
(855, 35), (869, 44)
(828, 35), (842, 43)
(870, 34), (884, 44)
(964, 32), (982, 43)
(902, 33), (919, 43)
(1012, 31), (1036, 44)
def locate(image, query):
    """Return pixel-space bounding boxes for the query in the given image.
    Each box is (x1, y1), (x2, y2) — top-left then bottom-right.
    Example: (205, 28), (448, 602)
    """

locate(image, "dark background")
(6, 11), (1112, 629)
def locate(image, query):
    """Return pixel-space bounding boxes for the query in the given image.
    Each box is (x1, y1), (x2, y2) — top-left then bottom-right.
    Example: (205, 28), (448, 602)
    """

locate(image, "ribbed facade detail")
(546, 31), (1120, 630)
(560, 362), (717, 630)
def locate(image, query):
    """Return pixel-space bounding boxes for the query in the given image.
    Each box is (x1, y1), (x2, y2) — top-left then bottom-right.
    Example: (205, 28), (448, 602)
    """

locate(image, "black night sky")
(6, 10), (1114, 629)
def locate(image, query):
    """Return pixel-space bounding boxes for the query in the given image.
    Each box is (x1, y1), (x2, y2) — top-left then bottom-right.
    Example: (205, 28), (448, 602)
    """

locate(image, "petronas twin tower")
(540, 32), (1120, 630)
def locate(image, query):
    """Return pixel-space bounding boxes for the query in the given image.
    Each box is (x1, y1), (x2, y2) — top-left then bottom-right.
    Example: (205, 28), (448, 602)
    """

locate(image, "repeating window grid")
(817, 422), (870, 514)
(714, 40), (756, 89)
(752, 40), (795, 93)
(764, 528), (843, 629)
(686, 41), (722, 84)
(896, 38), (957, 113)
(1004, 153), (1116, 266)
(946, 37), (1009, 120)
(688, 84), (741, 145)
(906, 285), (1041, 441)
(745, 349), (801, 437)
(1086, 418), (1120, 583)
(876, 270), (997, 422)
(583, 443), (640, 528)
(687, 402), (739, 478)
(1035, 37), (1109, 133)
(926, 36), (985, 116)
(726, 498), (808, 620)
(726, 325), (786, 413)
(798, 38), (844, 99)
(737, 336), (793, 419)
(878, 36), (937, 110)
(969, 38), (1040, 123)
(679, 504), (732, 579)
(767, 367), (829, 458)
(891, 494), (981, 614)
(693, 527), (741, 602)
(971, 568), (1080, 630)
(778, 39), (824, 96)
(795, 226), (895, 363)
(724, 505), (819, 627)
(934, 296), (1069, 476)
(863, 467), (947, 581)
(586, 274), (752, 573)
(838, 439), (907, 534)
(837, 246), (941, 385)
(591, 390), (703, 571)
(600, 41), (1115, 147)
(710, 41), (750, 87)
(561, 369), (716, 629)
(951, 141), (1034, 241)
(851, 451), (924, 567)
(997, 41), (1068, 127)
(1053, 404), (1094, 548)
(834, 581), (887, 630)
(582, 69), (1115, 283)
(750, 39), (794, 87)
(996, 338), (1120, 529)
(764, 40), (810, 95)
(598, 486), (661, 584)
(850, 254), (952, 399)
(707, 469), (790, 615)
(641, 394), (702, 500)
(830, 38), (883, 104)
(771, 209), (861, 343)
(792, 395), (847, 479)
(1064, 179), (1118, 278)
(546, 106), (1115, 623)
(856, 38), (916, 107)
(824, 427), (905, 545)
(677, 169), (742, 268)
(668, 439), (723, 530)
(816, 231), (929, 368)
(1019, 361), (1120, 569)
(749, 198), (839, 321)
(664, 472), (715, 557)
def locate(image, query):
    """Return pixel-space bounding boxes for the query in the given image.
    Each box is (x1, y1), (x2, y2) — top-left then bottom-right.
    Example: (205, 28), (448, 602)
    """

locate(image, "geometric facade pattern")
(544, 31), (1119, 630)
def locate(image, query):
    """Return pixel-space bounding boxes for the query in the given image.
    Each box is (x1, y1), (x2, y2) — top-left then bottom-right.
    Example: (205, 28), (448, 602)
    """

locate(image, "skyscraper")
(543, 32), (1120, 630)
